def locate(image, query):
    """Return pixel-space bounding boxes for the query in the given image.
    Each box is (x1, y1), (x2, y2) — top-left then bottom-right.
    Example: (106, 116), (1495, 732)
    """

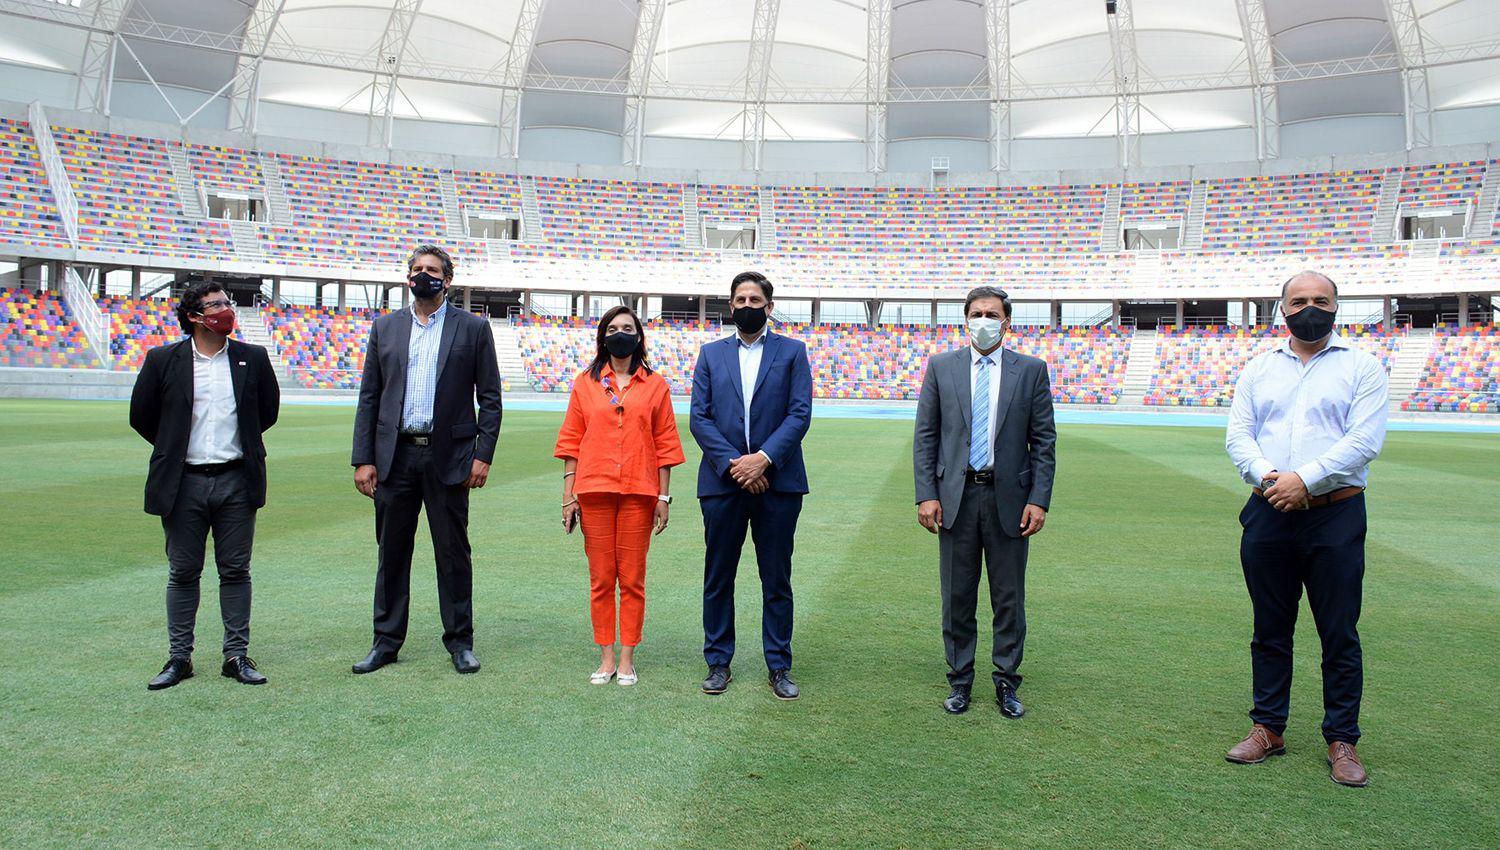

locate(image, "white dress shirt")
(736, 329), (774, 465)
(970, 344), (1004, 464)
(186, 337), (243, 464)
(401, 300), (448, 433)
(1226, 333), (1389, 496)
(738, 329), (766, 449)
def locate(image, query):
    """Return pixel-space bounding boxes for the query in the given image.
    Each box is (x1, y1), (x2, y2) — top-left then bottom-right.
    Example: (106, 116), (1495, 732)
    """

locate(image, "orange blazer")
(554, 365), (686, 496)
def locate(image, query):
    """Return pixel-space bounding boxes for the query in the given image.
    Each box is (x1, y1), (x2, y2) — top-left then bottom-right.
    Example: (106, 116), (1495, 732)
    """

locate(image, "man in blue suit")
(690, 271), (813, 700)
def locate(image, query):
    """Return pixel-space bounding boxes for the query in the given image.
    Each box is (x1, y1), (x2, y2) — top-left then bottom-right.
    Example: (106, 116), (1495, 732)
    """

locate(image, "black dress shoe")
(221, 655), (267, 685)
(769, 668), (800, 701)
(996, 683), (1025, 718)
(451, 649), (480, 674)
(701, 665), (732, 694)
(944, 685), (972, 714)
(352, 648), (397, 674)
(148, 657), (193, 690)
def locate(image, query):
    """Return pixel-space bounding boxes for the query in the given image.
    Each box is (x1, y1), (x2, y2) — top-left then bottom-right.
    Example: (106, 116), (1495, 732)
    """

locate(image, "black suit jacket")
(129, 338), (281, 516)
(350, 304), (503, 486)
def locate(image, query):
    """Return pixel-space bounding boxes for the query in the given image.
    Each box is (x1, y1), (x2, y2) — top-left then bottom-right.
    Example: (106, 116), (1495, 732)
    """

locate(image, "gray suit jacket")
(913, 346), (1057, 536)
(350, 304), (503, 486)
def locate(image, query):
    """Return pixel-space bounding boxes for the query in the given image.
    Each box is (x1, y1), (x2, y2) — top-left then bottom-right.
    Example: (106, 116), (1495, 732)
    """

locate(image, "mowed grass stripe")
(0, 400), (1496, 848)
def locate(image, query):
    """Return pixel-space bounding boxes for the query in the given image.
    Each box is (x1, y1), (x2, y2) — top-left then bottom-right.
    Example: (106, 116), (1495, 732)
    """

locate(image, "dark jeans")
(1239, 493), (1366, 744)
(372, 442), (473, 654)
(700, 490), (802, 671)
(162, 468), (256, 659)
(938, 478), (1028, 690)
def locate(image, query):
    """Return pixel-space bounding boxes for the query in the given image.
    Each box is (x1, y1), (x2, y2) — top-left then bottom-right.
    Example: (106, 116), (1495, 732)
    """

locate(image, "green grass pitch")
(1, 399), (1496, 848)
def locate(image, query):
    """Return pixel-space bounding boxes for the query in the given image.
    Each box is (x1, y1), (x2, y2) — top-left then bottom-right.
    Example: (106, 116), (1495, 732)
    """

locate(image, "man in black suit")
(351, 244), (502, 675)
(913, 286), (1056, 717)
(129, 281), (281, 690)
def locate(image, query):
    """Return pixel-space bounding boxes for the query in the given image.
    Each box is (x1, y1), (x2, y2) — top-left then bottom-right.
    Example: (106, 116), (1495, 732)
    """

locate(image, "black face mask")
(603, 331), (638, 359)
(1284, 304), (1336, 342)
(733, 305), (768, 335)
(409, 271), (445, 299)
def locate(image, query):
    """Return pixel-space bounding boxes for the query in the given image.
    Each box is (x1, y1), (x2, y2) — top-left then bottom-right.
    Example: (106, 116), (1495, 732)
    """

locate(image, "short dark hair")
(408, 244), (455, 280)
(731, 270), (773, 301)
(176, 281), (229, 334)
(1281, 271), (1338, 301)
(586, 305), (653, 382)
(963, 286), (1012, 318)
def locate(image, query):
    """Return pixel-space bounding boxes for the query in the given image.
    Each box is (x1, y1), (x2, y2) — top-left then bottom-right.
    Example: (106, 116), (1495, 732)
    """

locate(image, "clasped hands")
(1260, 470), (1309, 512)
(728, 452), (771, 494)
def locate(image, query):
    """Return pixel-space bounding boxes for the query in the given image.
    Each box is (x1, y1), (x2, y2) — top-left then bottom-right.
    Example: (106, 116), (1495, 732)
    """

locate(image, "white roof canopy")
(4, 0), (1500, 163)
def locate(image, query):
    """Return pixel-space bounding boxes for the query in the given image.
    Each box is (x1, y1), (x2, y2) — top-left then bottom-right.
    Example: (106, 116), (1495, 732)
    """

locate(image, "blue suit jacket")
(689, 330), (813, 498)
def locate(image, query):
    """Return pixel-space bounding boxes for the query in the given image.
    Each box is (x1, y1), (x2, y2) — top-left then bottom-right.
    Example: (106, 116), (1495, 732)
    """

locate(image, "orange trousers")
(578, 493), (655, 646)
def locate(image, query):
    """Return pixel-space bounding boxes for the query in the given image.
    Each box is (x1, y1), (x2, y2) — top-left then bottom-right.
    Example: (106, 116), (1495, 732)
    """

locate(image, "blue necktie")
(970, 356), (992, 471)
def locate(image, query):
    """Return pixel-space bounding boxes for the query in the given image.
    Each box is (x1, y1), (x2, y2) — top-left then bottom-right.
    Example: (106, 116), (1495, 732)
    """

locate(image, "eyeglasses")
(198, 300), (233, 312)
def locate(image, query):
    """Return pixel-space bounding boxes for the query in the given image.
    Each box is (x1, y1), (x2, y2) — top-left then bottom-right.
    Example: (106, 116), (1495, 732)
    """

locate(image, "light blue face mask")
(968, 317), (1006, 350)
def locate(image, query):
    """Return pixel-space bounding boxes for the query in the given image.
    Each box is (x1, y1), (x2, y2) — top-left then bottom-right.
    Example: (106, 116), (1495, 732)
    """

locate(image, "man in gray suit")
(350, 244), (502, 676)
(913, 286), (1056, 717)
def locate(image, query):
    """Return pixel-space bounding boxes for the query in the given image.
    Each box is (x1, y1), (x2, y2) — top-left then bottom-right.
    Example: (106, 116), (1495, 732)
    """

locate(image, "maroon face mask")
(198, 308), (236, 336)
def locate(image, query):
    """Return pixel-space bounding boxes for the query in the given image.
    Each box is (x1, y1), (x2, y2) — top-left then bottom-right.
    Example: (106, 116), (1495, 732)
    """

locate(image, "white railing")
(61, 266), (111, 367)
(27, 102), (79, 246)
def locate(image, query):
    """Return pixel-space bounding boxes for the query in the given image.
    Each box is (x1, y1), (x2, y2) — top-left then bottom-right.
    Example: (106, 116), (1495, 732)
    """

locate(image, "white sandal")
(589, 669), (616, 685)
(617, 668), (638, 686)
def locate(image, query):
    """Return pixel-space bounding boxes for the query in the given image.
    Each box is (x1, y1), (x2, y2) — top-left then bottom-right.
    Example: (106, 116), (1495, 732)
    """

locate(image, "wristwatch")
(658, 494), (672, 504)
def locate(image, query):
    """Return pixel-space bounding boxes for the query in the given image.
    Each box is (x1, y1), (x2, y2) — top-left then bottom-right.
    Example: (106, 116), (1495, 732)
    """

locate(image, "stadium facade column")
(462, 287), (472, 312)
(270, 277), (281, 306)
(131, 267), (142, 298)
(697, 295), (706, 323)
(1382, 296), (1393, 326)
(337, 282), (347, 311)
(523, 290), (533, 316)
(1049, 300), (1061, 328)
(401, 285), (410, 309)
(1175, 299), (1185, 327)
(1459, 293), (1470, 325)
(1110, 299), (1121, 327)
(869, 299), (882, 329)
(931, 300), (939, 327)
(1240, 298), (1251, 326)
(811, 298), (822, 326)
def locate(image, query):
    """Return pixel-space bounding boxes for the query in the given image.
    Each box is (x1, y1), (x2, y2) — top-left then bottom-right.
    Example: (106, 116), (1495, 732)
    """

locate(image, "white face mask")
(968, 317), (1006, 350)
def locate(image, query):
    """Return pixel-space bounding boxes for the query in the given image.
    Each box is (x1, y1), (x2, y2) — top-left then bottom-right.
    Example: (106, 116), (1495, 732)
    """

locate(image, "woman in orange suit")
(554, 305), (685, 686)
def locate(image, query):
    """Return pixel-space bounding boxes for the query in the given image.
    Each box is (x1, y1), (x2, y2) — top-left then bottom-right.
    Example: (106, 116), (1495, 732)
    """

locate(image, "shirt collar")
(411, 299), (449, 327)
(737, 328), (768, 349)
(969, 345), (1001, 366)
(191, 337), (228, 361)
(602, 362), (643, 382)
(1276, 331), (1348, 357)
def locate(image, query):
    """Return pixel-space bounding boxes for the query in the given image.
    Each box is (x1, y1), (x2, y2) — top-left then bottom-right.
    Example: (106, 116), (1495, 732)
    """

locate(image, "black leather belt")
(398, 433), (432, 446)
(184, 459), (243, 475)
(965, 469), (994, 485)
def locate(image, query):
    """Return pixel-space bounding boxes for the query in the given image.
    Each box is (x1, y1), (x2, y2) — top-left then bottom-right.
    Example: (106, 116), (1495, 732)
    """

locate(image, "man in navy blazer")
(690, 271), (813, 700)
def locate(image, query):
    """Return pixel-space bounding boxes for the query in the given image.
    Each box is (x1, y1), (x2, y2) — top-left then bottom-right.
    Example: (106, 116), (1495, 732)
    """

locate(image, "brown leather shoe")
(1328, 742), (1369, 787)
(1225, 724), (1286, 764)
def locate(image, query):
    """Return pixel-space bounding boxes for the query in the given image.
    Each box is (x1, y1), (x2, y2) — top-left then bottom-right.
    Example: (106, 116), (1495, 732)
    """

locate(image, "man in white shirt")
(130, 282), (281, 690)
(689, 271), (813, 700)
(1224, 271), (1388, 787)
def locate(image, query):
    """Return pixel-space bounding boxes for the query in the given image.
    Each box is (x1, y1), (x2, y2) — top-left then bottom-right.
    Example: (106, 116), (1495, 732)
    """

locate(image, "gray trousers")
(162, 468), (256, 659)
(938, 478), (1028, 690)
